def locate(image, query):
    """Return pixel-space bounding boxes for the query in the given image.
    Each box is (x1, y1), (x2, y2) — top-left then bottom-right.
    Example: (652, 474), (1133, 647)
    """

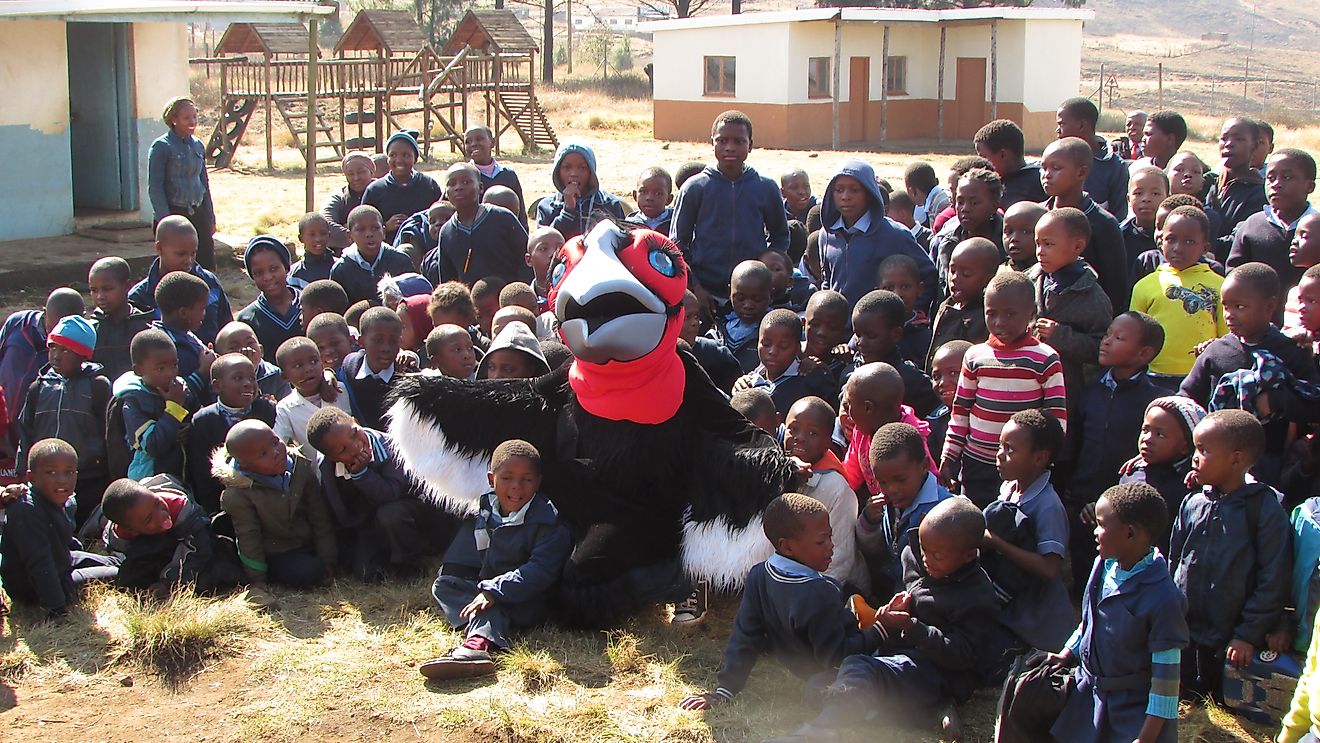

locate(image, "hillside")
(1083, 0), (1320, 51)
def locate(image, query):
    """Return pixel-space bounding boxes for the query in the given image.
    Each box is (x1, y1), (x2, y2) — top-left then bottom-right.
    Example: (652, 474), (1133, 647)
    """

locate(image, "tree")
(639, 0), (717, 20)
(813, 0), (1085, 7)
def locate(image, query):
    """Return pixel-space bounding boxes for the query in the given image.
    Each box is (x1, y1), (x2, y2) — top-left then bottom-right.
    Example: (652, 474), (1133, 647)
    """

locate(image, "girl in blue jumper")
(1045, 482), (1188, 743)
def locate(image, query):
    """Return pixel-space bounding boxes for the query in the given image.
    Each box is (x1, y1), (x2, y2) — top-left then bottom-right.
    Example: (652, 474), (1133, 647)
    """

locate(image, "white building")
(640, 7), (1092, 149)
(0, 0), (333, 242)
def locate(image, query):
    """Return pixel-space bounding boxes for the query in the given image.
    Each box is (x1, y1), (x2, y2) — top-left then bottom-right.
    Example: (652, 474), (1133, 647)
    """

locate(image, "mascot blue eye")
(550, 262), (567, 286)
(648, 249), (677, 277)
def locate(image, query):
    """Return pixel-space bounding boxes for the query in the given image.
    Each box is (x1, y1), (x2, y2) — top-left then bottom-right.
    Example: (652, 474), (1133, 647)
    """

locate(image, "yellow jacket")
(1129, 263), (1228, 375)
(1281, 609), (1320, 742)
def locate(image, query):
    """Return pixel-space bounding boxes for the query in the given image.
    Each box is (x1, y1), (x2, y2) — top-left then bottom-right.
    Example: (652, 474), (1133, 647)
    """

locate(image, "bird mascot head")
(549, 220), (689, 424)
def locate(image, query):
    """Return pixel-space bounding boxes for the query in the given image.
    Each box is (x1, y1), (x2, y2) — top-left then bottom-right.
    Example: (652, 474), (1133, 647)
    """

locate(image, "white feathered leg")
(386, 397), (489, 517)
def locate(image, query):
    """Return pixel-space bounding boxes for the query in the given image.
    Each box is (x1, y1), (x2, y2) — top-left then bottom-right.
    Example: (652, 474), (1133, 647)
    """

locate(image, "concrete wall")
(651, 21), (792, 104)
(1021, 19), (1082, 112)
(131, 21), (190, 218)
(0, 20), (74, 240)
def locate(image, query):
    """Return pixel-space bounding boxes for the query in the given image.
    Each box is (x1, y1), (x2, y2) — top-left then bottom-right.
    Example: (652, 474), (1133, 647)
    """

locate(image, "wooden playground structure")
(201, 9), (557, 169)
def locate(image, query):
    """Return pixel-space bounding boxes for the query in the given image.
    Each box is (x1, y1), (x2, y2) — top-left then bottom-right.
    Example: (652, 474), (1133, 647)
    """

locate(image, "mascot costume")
(388, 220), (795, 626)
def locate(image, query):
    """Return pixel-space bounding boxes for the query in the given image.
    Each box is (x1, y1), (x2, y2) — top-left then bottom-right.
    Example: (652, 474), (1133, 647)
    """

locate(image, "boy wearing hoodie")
(113, 329), (190, 480)
(17, 316), (112, 528)
(535, 139), (626, 240)
(216, 420), (337, 592)
(671, 111), (790, 317)
(478, 323), (550, 380)
(818, 158), (937, 313)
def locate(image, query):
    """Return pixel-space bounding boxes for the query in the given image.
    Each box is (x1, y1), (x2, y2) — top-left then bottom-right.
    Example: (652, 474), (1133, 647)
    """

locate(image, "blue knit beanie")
(49, 315), (97, 358)
(386, 130), (421, 158)
(244, 234), (291, 272)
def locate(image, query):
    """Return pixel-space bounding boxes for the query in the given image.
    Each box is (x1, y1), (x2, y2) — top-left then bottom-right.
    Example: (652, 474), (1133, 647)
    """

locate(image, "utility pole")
(567, 0), (574, 74)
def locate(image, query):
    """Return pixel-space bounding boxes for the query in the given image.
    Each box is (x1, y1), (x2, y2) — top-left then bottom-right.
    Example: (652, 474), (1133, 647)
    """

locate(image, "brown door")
(847, 56), (869, 143)
(954, 57), (987, 140)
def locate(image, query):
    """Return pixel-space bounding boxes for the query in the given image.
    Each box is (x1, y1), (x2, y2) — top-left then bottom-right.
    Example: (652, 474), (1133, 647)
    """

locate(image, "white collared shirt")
(354, 362), (395, 383)
(830, 211), (873, 234)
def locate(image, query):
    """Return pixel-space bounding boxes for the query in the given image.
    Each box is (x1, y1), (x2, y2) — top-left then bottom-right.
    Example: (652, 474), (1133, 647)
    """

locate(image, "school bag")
(105, 395), (131, 481)
(994, 649), (1073, 743)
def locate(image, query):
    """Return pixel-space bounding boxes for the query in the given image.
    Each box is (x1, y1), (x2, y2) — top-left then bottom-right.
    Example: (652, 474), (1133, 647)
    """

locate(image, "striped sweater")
(942, 335), (1068, 465)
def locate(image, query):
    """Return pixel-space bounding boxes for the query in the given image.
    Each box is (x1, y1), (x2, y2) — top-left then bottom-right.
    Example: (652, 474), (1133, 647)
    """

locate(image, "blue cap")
(49, 315), (96, 358)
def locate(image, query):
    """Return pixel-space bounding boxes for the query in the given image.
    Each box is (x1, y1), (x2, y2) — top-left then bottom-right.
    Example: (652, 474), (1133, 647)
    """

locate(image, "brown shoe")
(419, 646), (496, 681)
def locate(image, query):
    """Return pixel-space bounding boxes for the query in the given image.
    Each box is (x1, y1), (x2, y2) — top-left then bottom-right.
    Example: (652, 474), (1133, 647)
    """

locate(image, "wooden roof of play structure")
(216, 21), (314, 57)
(334, 9), (430, 56)
(443, 9), (538, 55)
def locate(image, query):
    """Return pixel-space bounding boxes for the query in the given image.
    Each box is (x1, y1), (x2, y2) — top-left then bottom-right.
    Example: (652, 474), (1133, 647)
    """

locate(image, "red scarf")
(567, 317), (685, 424)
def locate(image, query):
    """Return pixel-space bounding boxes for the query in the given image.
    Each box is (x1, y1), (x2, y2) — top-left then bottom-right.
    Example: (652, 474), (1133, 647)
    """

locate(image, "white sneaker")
(671, 579), (708, 625)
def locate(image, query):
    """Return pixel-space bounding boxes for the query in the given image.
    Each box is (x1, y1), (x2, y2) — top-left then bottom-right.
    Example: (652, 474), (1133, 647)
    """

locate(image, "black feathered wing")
(386, 371), (561, 516)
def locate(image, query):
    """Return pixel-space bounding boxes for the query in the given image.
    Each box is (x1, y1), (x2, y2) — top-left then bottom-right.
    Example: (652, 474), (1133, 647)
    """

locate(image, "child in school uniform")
(1121, 166), (1170, 279)
(927, 237), (997, 369)
(876, 254), (932, 368)
(421, 440), (571, 681)
(762, 249), (815, 315)
(428, 162), (530, 287)
(298, 279), (350, 334)
(926, 340), (969, 459)
(905, 162), (950, 229)
(477, 323), (550, 381)
(536, 139), (626, 240)
(1067, 312), (1165, 587)
(0, 288), (84, 423)
(101, 474), (240, 595)
(151, 271), (216, 405)
(802, 290), (853, 387)
(1055, 97), (1131, 221)
(855, 421), (952, 601)
(1284, 215), (1320, 336)
(1010, 482), (1190, 743)
(466, 125), (526, 225)
(679, 493), (883, 712)
(330, 205), (416, 306)
(307, 313), (356, 376)
(288, 212), (339, 290)
(1207, 118), (1269, 252)
(88, 258), (153, 383)
(929, 167), (1004, 292)
(216, 420), (337, 594)
(845, 290), (943, 420)
(16, 316), (112, 529)
(735, 310), (837, 416)
(975, 119), (1047, 208)
(186, 353), (277, 514)
(424, 325), (478, 381)
(783, 397), (864, 588)
(112, 330), (189, 480)
(981, 410), (1076, 655)
(764, 499), (1000, 741)
(237, 235), (302, 365)
(1168, 410), (1292, 700)
(942, 272), (1068, 507)
(129, 215), (233, 345)
(214, 321), (290, 400)
(781, 168), (817, 224)
(273, 337), (350, 456)
(337, 307), (404, 429)
(1040, 137), (1130, 313)
(627, 166), (674, 235)
(1228, 148), (1317, 288)
(707, 260), (774, 372)
(0, 439), (118, 618)
(306, 406), (456, 581)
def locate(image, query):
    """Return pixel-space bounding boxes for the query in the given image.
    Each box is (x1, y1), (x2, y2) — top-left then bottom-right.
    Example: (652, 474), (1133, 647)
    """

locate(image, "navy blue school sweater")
(480, 166), (527, 225)
(1227, 206), (1314, 289)
(151, 320), (211, 406)
(1120, 217), (1157, 282)
(330, 246), (416, 306)
(671, 165), (791, 295)
(425, 204), (530, 287)
(129, 258), (233, 346)
(90, 304), (154, 383)
(1168, 482), (1291, 649)
(1067, 371), (1164, 507)
(926, 298), (987, 369)
(839, 350), (944, 420)
(362, 171), (445, 242)
(1044, 196), (1130, 314)
(336, 350), (395, 429)
(316, 429), (422, 529)
(898, 314), (933, 369)
(689, 336), (742, 394)
(1085, 137), (1130, 221)
(237, 288), (302, 365)
(0, 489), (80, 614)
(713, 555), (882, 700)
(1000, 162), (1048, 208)
(1208, 172), (1268, 252)
(288, 252), (338, 290)
(706, 315), (762, 373)
(186, 397), (277, 514)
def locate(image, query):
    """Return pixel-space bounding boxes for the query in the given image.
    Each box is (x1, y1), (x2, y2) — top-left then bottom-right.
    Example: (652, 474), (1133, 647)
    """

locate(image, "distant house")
(0, 0), (332, 243)
(573, 7), (643, 33)
(640, 7), (1092, 150)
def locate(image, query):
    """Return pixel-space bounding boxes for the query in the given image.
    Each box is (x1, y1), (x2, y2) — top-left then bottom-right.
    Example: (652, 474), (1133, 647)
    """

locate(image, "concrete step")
(75, 225), (155, 244)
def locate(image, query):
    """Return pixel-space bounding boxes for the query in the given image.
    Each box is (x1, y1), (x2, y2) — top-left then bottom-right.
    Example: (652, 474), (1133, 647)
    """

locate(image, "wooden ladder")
(273, 94), (345, 166)
(204, 96), (257, 168)
(495, 89), (558, 152)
